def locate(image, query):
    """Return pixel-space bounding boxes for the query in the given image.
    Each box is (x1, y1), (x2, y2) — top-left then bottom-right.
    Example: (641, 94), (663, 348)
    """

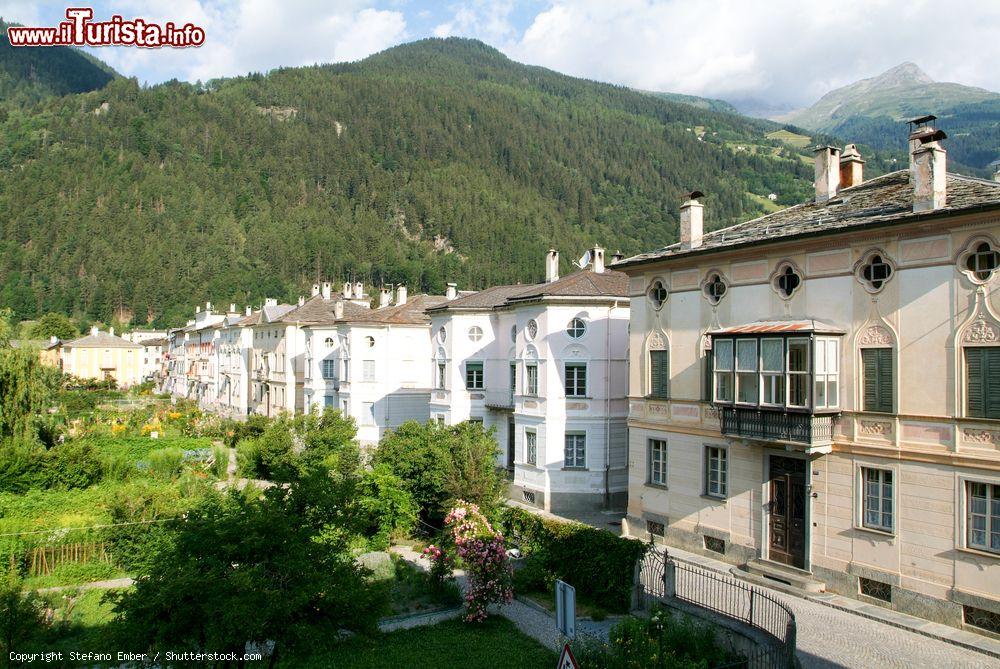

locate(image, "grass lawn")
(286, 617), (557, 669)
(765, 128), (812, 148)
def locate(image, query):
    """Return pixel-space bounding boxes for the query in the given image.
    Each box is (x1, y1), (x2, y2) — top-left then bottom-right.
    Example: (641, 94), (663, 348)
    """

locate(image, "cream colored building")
(61, 327), (143, 388)
(614, 128), (1000, 635)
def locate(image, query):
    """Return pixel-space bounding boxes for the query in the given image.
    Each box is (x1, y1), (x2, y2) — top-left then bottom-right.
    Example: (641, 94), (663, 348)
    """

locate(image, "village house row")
(60, 123), (999, 637)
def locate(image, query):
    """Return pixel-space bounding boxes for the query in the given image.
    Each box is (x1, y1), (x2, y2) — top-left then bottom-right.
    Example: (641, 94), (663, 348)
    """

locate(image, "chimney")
(379, 286), (392, 308)
(50, 335), (58, 345)
(334, 301), (344, 319)
(396, 285), (407, 305)
(611, 251), (624, 264)
(265, 298), (277, 307)
(205, 301), (212, 312)
(814, 145), (841, 202)
(354, 281), (364, 299)
(910, 128), (947, 212)
(195, 305), (200, 314)
(679, 191), (704, 249)
(91, 326), (99, 336)
(591, 246), (605, 274)
(839, 144), (864, 189)
(230, 303), (237, 313)
(245, 305), (252, 316)
(446, 282), (457, 300)
(545, 249), (559, 283)
(342, 282), (353, 299)
(311, 283), (320, 297)
(321, 282), (332, 300)
(109, 327), (115, 337)
(991, 161), (1000, 183)
(298, 296), (305, 307)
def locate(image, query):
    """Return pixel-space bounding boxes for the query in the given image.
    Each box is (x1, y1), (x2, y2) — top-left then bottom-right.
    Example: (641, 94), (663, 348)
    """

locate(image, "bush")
(352, 464), (416, 551)
(0, 571), (45, 662)
(223, 414), (269, 448)
(145, 447), (184, 480)
(211, 446), (229, 479)
(44, 441), (104, 489)
(498, 506), (648, 613)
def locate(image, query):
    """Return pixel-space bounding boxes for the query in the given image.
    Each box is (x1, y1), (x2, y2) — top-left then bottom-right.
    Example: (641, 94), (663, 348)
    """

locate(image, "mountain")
(780, 63), (1000, 173)
(0, 37), (831, 326)
(638, 90), (739, 115)
(0, 20), (116, 105)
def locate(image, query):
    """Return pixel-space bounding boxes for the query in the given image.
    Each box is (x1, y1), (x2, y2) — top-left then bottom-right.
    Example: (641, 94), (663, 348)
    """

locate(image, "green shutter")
(967, 348), (984, 418)
(986, 348), (1000, 419)
(862, 348), (893, 413)
(650, 350), (669, 398)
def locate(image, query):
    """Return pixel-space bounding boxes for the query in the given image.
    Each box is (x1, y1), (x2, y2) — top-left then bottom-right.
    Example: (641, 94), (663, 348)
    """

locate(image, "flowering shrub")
(445, 501), (513, 622)
(422, 543), (455, 593)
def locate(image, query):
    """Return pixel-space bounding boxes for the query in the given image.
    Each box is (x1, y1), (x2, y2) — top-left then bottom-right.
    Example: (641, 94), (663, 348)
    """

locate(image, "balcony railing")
(484, 390), (515, 410)
(719, 406), (835, 449)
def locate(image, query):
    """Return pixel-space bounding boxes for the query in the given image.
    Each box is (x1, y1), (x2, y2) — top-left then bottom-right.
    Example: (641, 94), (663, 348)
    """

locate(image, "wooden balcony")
(719, 406), (836, 451)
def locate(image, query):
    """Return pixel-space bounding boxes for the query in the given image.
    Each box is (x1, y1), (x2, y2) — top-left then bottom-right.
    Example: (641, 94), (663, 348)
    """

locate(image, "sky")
(6, 0), (1000, 109)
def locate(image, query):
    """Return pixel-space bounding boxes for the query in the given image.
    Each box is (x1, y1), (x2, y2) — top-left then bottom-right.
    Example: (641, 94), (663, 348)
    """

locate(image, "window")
(861, 467), (893, 532)
(322, 359), (337, 379)
(713, 339), (734, 402)
(703, 273), (727, 304)
(526, 319), (538, 341)
(736, 339), (759, 404)
(510, 325), (517, 342)
(438, 327), (447, 343)
(323, 395), (334, 408)
(324, 337), (335, 347)
(814, 338), (839, 409)
(859, 577), (892, 603)
(858, 251), (894, 292)
(967, 481), (1000, 553)
(787, 338), (810, 407)
(365, 336), (375, 348)
(774, 265), (801, 298)
(526, 430), (537, 466)
(761, 339), (784, 405)
(647, 520), (665, 537)
(362, 359), (375, 381)
(649, 350), (669, 398)
(525, 363), (538, 395)
(363, 401), (375, 426)
(964, 605), (1000, 635)
(468, 326), (484, 342)
(648, 439), (667, 486)
(862, 348), (893, 413)
(565, 363), (587, 397)
(342, 357), (350, 381)
(705, 446), (728, 498)
(465, 361), (484, 390)
(966, 347), (1000, 419)
(436, 362), (446, 389)
(567, 318), (586, 339)
(565, 433), (586, 468)
(965, 242), (1000, 282)
(648, 280), (668, 310)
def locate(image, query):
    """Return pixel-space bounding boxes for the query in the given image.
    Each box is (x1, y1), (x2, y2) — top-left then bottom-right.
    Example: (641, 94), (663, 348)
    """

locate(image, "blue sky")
(6, 1), (1000, 108)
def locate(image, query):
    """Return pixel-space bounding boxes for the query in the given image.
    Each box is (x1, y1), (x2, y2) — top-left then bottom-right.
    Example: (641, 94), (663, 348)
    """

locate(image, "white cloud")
(83, 1), (406, 84)
(504, 0), (1000, 107)
(432, 1), (516, 44)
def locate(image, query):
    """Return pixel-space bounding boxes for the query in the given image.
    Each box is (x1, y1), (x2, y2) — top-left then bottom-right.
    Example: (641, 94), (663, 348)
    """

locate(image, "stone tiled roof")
(277, 295), (370, 325)
(237, 303), (296, 326)
(64, 331), (138, 348)
(342, 294), (449, 325)
(427, 269), (628, 313)
(615, 171), (1000, 268)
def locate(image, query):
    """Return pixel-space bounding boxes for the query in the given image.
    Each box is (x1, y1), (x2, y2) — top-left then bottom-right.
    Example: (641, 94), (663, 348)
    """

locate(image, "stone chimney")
(545, 249), (559, 283)
(91, 326), (99, 336)
(50, 335), (58, 345)
(205, 301), (212, 312)
(611, 251), (624, 264)
(195, 305), (200, 314)
(814, 145), (841, 202)
(679, 192), (704, 249)
(839, 144), (864, 189)
(910, 128), (947, 212)
(446, 282), (457, 300)
(992, 161), (1000, 183)
(354, 281), (364, 299)
(109, 327), (115, 337)
(265, 298), (277, 307)
(245, 305), (252, 316)
(334, 301), (344, 319)
(230, 303), (237, 313)
(379, 286), (392, 308)
(396, 285), (408, 305)
(311, 283), (320, 297)
(591, 246), (605, 274)
(298, 296), (305, 307)
(321, 282), (332, 300)
(342, 282), (353, 299)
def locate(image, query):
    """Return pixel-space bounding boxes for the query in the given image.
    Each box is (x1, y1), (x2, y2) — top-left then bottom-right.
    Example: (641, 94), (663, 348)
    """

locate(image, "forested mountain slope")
(0, 38), (835, 326)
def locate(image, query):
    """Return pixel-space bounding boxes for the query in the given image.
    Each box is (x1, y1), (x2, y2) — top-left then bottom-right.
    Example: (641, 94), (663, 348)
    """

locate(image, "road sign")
(557, 643), (579, 669)
(555, 579), (576, 640)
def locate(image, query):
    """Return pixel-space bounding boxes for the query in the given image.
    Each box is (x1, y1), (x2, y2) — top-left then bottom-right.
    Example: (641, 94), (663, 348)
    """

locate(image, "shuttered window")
(861, 348), (893, 413)
(966, 347), (1000, 419)
(650, 350), (669, 399)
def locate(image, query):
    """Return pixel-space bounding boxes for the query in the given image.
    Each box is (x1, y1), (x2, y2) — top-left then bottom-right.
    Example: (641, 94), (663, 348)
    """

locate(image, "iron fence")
(636, 550), (797, 669)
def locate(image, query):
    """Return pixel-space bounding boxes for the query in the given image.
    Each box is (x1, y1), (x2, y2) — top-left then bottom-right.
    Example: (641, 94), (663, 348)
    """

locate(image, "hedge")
(497, 506), (648, 613)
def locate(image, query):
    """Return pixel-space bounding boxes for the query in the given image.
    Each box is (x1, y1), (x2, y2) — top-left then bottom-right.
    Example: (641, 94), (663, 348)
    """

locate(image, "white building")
(427, 247), (630, 512)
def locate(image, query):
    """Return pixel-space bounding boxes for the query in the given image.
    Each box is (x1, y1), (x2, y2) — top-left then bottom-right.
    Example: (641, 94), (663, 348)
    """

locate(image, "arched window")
(703, 272), (728, 305)
(648, 280), (668, 310)
(567, 318), (586, 339)
(856, 250), (895, 293)
(324, 337), (335, 348)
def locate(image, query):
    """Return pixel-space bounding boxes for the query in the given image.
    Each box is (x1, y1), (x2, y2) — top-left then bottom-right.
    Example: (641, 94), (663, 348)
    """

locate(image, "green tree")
(25, 313), (78, 341)
(0, 348), (49, 440)
(0, 572), (45, 668)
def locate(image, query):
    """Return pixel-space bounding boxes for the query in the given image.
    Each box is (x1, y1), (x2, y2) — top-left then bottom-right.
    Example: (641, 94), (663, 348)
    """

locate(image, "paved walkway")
(507, 503), (1000, 669)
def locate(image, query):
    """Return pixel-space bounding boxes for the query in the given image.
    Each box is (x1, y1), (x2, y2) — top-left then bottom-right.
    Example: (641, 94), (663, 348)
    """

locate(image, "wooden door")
(768, 456), (807, 569)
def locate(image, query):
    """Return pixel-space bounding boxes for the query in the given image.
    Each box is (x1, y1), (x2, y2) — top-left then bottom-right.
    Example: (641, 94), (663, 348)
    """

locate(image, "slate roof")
(63, 331), (139, 348)
(277, 295), (370, 325)
(140, 337), (168, 347)
(614, 170), (1000, 269)
(427, 269), (629, 313)
(237, 303), (296, 326)
(342, 294), (449, 325)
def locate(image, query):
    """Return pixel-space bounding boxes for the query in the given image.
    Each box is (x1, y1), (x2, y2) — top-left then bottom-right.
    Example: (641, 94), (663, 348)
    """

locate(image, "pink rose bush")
(422, 543), (455, 593)
(445, 501), (514, 622)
